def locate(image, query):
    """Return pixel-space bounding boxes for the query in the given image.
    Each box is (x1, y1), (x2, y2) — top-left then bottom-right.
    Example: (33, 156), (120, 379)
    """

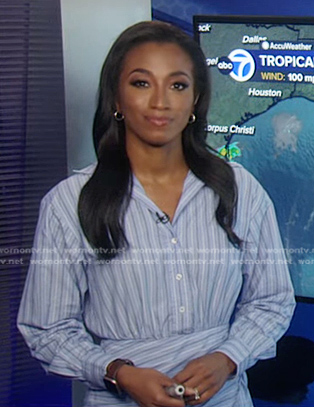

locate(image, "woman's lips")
(146, 116), (172, 127)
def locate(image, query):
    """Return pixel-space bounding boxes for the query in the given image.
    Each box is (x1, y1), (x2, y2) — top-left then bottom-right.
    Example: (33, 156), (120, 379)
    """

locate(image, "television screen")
(194, 15), (314, 300)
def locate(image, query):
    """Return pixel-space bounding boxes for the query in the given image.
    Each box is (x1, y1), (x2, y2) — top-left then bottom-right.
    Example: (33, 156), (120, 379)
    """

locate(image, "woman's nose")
(150, 86), (170, 109)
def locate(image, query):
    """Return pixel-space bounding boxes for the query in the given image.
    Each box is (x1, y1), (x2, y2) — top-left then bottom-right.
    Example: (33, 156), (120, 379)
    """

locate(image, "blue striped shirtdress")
(18, 162), (295, 406)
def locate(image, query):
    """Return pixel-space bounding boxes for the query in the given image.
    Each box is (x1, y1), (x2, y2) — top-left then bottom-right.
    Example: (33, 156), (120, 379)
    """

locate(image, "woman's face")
(116, 42), (196, 150)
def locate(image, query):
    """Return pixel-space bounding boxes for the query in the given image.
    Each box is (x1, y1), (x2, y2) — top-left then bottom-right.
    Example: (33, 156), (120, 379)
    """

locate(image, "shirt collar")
(132, 170), (205, 223)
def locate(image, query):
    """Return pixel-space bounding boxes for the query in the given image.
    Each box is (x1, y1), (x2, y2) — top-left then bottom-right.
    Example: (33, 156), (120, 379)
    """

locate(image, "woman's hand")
(116, 365), (186, 407)
(173, 352), (236, 405)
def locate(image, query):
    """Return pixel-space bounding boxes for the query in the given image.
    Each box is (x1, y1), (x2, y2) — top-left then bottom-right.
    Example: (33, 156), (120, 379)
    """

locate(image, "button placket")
(171, 236), (187, 318)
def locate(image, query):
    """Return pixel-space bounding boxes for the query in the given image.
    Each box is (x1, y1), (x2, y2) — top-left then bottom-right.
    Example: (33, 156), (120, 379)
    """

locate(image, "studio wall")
(152, 0), (314, 32)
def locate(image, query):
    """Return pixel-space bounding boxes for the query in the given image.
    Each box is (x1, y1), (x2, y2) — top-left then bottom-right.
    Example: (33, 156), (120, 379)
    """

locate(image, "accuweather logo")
(228, 49), (255, 82)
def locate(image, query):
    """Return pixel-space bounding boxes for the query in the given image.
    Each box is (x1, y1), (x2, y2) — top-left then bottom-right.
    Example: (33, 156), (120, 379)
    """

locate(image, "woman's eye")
(171, 82), (189, 91)
(131, 80), (149, 88)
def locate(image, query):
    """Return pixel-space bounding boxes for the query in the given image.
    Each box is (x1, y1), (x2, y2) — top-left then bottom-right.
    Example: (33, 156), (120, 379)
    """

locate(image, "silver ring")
(194, 387), (200, 401)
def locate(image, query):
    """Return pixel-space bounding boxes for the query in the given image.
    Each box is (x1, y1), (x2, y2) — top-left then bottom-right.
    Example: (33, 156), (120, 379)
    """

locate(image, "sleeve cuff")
(215, 337), (276, 377)
(82, 348), (114, 389)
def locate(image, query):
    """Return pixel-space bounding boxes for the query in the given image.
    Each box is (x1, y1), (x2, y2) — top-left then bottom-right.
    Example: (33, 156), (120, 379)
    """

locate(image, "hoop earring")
(188, 113), (196, 124)
(114, 111), (124, 121)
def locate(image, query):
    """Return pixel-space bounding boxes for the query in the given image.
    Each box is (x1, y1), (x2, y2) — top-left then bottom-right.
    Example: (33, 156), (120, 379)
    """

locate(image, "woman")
(18, 21), (295, 407)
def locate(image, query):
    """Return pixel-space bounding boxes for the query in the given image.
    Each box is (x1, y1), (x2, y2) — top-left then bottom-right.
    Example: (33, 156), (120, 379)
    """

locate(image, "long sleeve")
(216, 196), (296, 376)
(17, 194), (113, 389)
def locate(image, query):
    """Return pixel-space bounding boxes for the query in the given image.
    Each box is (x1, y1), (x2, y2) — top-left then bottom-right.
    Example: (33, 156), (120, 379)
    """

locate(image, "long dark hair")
(78, 21), (241, 259)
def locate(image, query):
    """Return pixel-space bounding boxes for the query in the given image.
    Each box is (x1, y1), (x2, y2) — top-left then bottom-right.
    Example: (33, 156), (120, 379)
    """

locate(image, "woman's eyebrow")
(128, 68), (150, 76)
(169, 71), (192, 80)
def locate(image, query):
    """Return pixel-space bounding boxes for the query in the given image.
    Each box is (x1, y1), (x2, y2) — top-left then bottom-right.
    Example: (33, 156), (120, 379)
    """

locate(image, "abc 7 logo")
(229, 49), (255, 82)
(217, 49), (255, 82)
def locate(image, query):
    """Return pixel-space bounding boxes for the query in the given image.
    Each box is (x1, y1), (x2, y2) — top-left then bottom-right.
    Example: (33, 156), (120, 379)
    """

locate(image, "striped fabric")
(17, 162), (295, 407)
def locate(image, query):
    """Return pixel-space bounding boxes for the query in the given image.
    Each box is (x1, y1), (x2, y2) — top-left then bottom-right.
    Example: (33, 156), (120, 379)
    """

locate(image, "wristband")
(103, 358), (134, 397)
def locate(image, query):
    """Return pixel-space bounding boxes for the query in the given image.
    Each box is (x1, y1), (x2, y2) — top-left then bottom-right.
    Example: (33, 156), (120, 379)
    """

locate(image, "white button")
(176, 274), (183, 280)
(179, 306), (185, 313)
(171, 237), (178, 244)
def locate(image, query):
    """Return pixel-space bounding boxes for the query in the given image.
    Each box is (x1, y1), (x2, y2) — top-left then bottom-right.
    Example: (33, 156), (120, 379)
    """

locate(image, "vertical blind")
(0, 0), (70, 405)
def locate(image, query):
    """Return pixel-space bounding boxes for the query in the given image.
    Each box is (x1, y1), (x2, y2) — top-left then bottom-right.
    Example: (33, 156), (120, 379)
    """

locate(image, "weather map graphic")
(195, 16), (314, 299)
